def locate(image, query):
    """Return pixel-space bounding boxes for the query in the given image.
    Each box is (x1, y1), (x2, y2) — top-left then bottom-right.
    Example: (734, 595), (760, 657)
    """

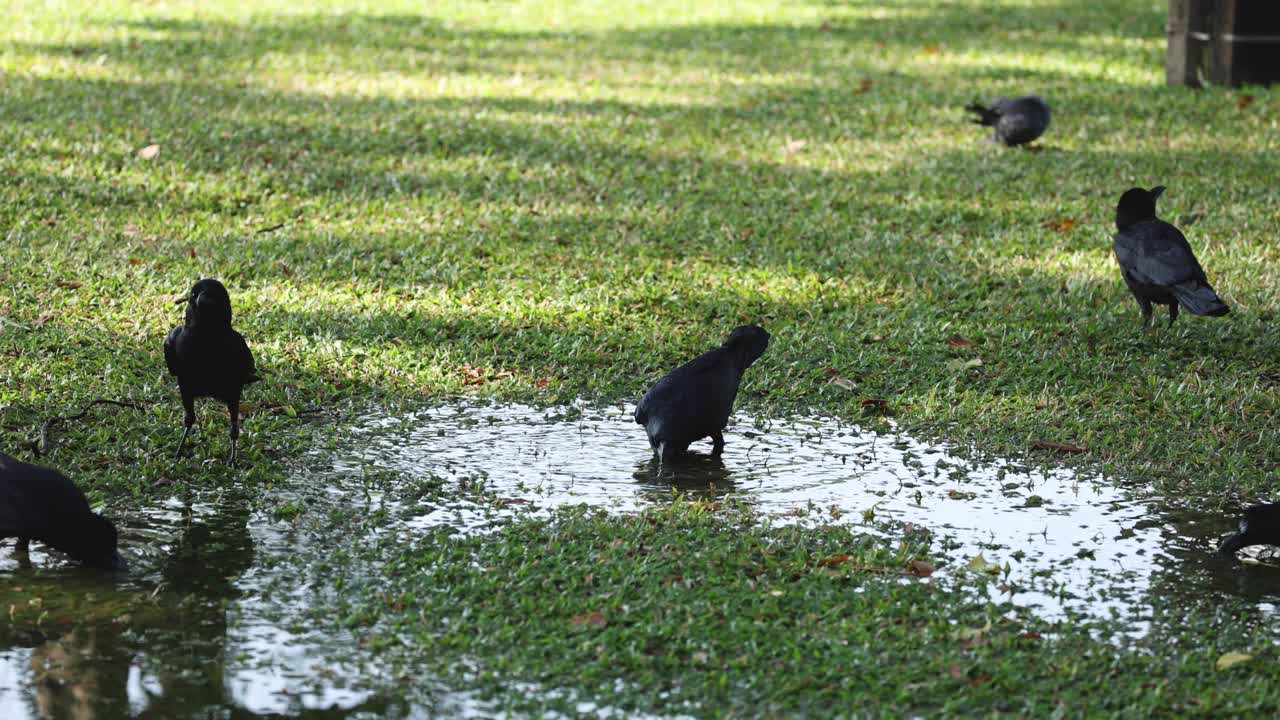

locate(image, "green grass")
(2, 0), (1278, 501)
(4, 0), (1280, 714)
(364, 501), (1280, 717)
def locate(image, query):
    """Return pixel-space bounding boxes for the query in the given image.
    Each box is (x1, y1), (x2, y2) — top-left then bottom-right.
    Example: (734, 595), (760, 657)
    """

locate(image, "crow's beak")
(1218, 532), (1247, 556)
(1149, 186), (1166, 200)
(110, 551), (129, 573)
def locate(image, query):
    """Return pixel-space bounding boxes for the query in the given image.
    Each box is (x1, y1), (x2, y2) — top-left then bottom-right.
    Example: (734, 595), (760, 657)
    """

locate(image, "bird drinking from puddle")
(635, 325), (770, 463)
(0, 453), (127, 571)
(1219, 504), (1280, 556)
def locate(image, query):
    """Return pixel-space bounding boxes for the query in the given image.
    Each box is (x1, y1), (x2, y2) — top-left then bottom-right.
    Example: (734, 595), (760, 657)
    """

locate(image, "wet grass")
(364, 501), (1280, 717)
(3, 0), (1280, 715)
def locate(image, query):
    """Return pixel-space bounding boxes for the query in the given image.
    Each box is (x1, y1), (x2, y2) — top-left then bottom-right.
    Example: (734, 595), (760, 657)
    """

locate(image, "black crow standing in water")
(635, 325), (770, 463)
(0, 453), (127, 571)
(1112, 186), (1229, 327)
(165, 278), (260, 466)
(965, 95), (1051, 147)
(1219, 504), (1280, 555)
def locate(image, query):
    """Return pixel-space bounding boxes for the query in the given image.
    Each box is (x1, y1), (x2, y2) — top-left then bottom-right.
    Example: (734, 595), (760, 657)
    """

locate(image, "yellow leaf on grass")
(1216, 652), (1252, 671)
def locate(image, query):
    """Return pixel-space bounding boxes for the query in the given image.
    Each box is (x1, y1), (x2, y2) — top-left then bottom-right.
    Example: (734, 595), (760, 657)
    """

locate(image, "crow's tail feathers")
(1172, 281), (1230, 317)
(965, 101), (999, 126)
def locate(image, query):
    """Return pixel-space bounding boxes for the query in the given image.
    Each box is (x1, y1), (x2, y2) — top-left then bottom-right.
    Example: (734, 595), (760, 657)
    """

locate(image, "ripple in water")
(348, 402), (1280, 632)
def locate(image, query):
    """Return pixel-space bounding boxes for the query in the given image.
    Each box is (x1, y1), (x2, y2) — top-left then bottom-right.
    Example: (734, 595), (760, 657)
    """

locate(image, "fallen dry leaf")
(660, 574), (683, 587)
(534, 377), (550, 388)
(569, 611), (607, 629)
(1237, 94), (1254, 110)
(830, 376), (856, 391)
(34, 311), (55, 327)
(906, 559), (934, 577)
(276, 261), (294, 277)
(944, 335), (973, 347)
(1216, 652), (1252, 671)
(819, 554), (850, 567)
(967, 673), (993, 687)
(187, 248), (197, 258)
(1031, 440), (1088, 454)
(861, 398), (888, 414)
(55, 280), (82, 289)
(923, 45), (941, 55)
(1042, 218), (1077, 233)
(137, 144), (160, 159)
(856, 78), (873, 94)
(822, 367), (841, 377)
(1021, 632), (1043, 640)
(947, 664), (964, 679)
(818, 20), (832, 31)
(945, 357), (982, 371)
(783, 138), (807, 155)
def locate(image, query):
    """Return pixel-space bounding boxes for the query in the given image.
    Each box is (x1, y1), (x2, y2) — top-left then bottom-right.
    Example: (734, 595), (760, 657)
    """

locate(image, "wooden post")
(1210, 0), (1239, 85)
(1167, 0), (1206, 86)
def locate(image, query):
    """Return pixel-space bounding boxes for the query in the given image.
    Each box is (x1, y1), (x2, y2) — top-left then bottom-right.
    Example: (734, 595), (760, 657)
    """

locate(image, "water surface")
(4, 401), (1280, 717)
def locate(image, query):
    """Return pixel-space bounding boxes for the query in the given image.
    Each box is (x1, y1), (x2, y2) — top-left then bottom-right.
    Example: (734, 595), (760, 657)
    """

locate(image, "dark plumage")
(1112, 186), (1229, 327)
(965, 95), (1050, 146)
(1218, 504), (1280, 555)
(0, 453), (127, 571)
(634, 325), (770, 462)
(165, 278), (260, 465)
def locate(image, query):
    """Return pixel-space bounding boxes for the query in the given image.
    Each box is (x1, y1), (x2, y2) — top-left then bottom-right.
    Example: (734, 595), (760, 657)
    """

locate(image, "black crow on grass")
(0, 453), (127, 571)
(965, 95), (1050, 147)
(635, 325), (770, 463)
(165, 278), (260, 466)
(1113, 186), (1228, 327)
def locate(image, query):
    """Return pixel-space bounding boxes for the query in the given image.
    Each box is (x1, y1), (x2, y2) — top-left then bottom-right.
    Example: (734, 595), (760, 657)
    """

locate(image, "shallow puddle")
(3, 401), (1280, 717)
(348, 402), (1280, 631)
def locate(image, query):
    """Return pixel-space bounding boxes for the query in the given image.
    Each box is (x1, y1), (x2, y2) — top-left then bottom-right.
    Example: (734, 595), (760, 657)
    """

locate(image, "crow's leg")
(14, 537), (31, 569)
(1167, 302), (1179, 328)
(1137, 298), (1153, 327)
(174, 392), (196, 459)
(711, 431), (726, 457)
(226, 400), (241, 467)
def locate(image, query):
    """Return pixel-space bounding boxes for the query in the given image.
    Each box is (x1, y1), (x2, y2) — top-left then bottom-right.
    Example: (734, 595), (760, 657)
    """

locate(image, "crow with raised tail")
(1, 453), (127, 571)
(165, 278), (260, 466)
(965, 95), (1050, 146)
(1112, 186), (1229, 328)
(635, 325), (770, 463)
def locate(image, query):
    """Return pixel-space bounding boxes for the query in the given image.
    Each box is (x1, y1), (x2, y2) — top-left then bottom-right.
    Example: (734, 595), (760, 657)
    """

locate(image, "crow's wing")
(164, 326), (185, 376)
(1114, 220), (1206, 287)
(230, 330), (260, 384)
(635, 349), (724, 426)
